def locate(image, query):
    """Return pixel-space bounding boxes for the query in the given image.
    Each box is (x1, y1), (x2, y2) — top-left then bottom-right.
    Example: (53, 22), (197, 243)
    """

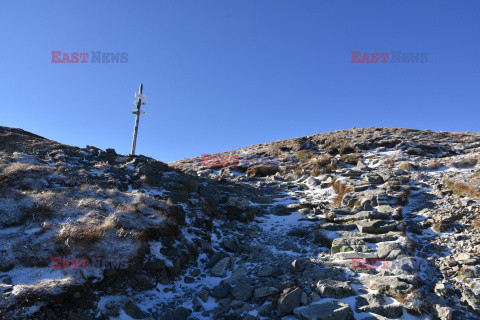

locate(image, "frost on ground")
(1, 126), (480, 319)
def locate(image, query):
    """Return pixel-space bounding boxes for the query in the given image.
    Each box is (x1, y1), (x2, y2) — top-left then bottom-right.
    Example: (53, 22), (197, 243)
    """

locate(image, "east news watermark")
(351, 51), (428, 63)
(51, 51), (128, 63)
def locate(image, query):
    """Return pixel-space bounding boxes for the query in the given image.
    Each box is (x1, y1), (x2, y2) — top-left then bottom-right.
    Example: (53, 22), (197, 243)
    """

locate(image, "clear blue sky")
(1, 1), (479, 162)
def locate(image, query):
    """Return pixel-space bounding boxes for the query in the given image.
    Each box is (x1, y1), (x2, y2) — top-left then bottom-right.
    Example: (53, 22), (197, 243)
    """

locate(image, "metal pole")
(131, 83), (143, 155)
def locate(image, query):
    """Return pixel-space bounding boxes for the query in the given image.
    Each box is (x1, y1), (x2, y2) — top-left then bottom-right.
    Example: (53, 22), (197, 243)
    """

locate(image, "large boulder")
(315, 279), (356, 298)
(376, 242), (405, 259)
(360, 276), (413, 297)
(278, 287), (303, 315)
(355, 294), (403, 318)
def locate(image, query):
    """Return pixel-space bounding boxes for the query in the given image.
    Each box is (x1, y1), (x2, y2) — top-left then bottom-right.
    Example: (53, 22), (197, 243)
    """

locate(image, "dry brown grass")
(331, 180), (352, 208)
(56, 223), (106, 244)
(308, 154), (338, 170)
(383, 158), (396, 166)
(295, 150), (314, 162)
(397, 162), (414, 172)
(339, 153), (362, 165)
(246, 165), (280, 177)
(325, 137), (350, 154)
(181, 178), (199, 192)
(2, 162), (50, 176)
(451, 156), (478, 169)
(472, 218), (480, 231)
(443, 179), (480, 199)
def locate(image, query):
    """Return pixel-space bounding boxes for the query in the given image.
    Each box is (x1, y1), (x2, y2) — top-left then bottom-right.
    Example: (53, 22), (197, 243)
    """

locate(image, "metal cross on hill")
(131, 83), (146, 155)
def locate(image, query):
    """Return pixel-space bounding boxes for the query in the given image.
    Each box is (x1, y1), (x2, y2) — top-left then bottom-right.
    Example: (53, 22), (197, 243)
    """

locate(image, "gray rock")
(376, 194), (391, 206)
(315, 279), (356, 298)
(208, 252), (229, 267)
(211, 284), (230, 299)
(211, 257), (231, 277)
(293, 300), (354, 320)
(331, 238), (373, 254)
(355, 294), (403, 319)
(375, 205), (394, 214)
(432, 304), (453, 320)
(343, 169), (363, 177)
(355, 220), (398, 234)
(225, 196), (250, 211)
(292, 260), (302, 272)
(232, 282), (253, 302)
(278, 287), (303, 315)
(122, 300), (149, 319)
(318, 222), (357, 231)
(197, 287), (210, 303)
(342, 193), (359, 207)
(365, 173), (384, 184)
(362, 305), (403, 318)
(221, 237), (238, 252)
(300, 292), (308, 305)
(192, 297), (203, 311)
(161, 306), (192, 320)
(254, 286), (279, 298)
(231, 266), (248, 280)
(461, 287), (480, 310)
(257, 265), (275, 277)
(336, 231), (399, 243)
(355, 293), (385, 310)
(360, 276), (413, 297)
(376, 242), (405, 259)
(335, 211), (389, 222)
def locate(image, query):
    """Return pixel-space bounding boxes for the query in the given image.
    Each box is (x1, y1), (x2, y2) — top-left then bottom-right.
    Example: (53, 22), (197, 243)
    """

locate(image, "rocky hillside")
(1, 126), (480, 320)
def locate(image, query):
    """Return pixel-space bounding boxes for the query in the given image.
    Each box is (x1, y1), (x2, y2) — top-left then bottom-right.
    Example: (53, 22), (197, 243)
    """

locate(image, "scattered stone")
(232, 283), (253, 302)
(197, 287), (210, 302)
(293, 300), (354, 320)
(211, 257), (231, 277)
(257, 265), (275, 277)
(161, 307), (192, 320)
(292, 260), (302, 272)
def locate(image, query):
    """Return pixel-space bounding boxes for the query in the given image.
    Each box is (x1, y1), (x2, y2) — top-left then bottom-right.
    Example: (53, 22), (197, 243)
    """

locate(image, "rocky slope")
(1, 126), (480, 320)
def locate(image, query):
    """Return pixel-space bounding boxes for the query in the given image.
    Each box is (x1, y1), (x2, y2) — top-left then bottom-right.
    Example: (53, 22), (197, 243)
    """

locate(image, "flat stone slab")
(335, 211), (389, 223)
(318, 222), (357, 231)
(294, 300), (354, 320)
(355, 220), (399, 234)
(336, 231), (400, 243)
(333, 252), (379, 260)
